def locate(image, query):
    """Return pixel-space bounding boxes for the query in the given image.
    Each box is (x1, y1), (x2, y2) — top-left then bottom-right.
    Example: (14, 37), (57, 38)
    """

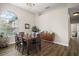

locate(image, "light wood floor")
(0, 39), (79, 56)
(67, 39), (79, 56)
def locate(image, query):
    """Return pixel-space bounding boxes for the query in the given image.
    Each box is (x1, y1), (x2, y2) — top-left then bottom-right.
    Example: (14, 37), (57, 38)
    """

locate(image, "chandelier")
(26, 3), (35, 7)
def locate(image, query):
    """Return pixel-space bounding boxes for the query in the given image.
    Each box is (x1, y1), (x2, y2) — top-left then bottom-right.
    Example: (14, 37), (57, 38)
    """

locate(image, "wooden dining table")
(22, 35), (38, 55)
(22, 35), (32, 55)
(16, 33), (41, 55)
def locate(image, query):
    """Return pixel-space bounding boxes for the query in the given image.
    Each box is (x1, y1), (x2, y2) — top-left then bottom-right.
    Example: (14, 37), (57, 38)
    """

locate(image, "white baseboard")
(53, 41), (69, 47)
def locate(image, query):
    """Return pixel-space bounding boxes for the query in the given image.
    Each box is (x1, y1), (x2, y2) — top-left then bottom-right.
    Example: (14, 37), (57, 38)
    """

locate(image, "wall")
(71, 24), (77, 32)
(0, 3), (35, 44)
(35, 5), (70, 46)
(70, 23), (79, 43)
(70, 24), (77, 38)
(77, 24), (79, 43)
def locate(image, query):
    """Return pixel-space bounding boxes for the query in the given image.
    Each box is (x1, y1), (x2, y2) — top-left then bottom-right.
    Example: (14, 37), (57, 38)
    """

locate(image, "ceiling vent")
(26, 3), (35, 7)
(38, 13), (42, 16)
(45, 6), (50, 9)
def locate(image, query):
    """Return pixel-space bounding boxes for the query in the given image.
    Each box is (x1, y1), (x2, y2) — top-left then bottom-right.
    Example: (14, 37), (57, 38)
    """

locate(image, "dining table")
(22, 35), (38, 55)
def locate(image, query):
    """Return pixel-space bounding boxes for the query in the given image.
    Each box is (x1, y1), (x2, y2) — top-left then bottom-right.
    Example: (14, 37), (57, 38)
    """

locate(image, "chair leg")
(27, 45), (30, 55)
(21, 46), (24, 55)
(27, 49), (30, 55)
(22, 49), (24, 55)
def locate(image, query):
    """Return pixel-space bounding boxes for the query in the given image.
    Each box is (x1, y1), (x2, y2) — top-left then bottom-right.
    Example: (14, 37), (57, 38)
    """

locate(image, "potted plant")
(32, 26), (40, 38)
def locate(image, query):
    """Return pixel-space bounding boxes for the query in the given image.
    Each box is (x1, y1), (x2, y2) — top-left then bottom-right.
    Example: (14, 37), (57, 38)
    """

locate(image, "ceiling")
(69, 5), (79, 23)
(11, 3), (63, 14)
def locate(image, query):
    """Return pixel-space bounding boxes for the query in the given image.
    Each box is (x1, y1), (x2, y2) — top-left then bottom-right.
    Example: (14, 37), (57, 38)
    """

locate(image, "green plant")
(32, 26), (40, 32)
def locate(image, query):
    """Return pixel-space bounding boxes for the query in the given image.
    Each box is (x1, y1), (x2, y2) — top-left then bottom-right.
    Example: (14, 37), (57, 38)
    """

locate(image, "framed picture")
(25, 24), (30, 29)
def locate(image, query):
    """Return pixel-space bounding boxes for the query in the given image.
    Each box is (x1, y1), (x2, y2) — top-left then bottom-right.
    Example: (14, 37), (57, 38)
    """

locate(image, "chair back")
(40, 31), (55, 41)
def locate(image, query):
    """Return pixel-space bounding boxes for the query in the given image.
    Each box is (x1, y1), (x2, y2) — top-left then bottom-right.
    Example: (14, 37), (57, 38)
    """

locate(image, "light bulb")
(73, 12), (79, 16)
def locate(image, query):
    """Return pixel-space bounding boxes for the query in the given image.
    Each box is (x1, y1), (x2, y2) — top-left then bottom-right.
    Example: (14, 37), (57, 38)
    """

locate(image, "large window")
(0, 10), (18, 35)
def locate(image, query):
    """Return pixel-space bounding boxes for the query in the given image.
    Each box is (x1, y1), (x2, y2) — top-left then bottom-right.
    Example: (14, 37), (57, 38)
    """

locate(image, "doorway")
(68, 6), (79, 55)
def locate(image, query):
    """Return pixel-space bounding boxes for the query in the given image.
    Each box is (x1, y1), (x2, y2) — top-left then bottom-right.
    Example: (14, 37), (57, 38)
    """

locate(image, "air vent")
(38, 13), (42, 16)
(26, 3), (35, 7)
(45, 6), (50, 9)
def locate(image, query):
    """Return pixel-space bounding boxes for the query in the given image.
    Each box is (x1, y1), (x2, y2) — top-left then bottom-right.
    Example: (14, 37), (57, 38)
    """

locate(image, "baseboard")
(42, 39), (68, 47)
(53, 41), (68, 47)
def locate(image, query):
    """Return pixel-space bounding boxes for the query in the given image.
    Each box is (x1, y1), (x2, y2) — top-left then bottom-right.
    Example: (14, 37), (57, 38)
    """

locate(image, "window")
(0, 10), (18, 35)
(0, 10), (18, 23)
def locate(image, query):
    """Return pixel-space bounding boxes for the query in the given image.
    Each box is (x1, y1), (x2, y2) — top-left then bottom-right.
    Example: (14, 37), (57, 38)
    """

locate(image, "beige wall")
(35, 4), (79, 46)
(35, 4), (70, 46)
(71, 24), (77, 32)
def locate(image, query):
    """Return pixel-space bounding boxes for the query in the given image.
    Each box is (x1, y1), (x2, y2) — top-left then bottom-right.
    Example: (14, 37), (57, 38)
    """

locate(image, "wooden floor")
(0, 39), (79, 56)
(67, 39), (79, 56)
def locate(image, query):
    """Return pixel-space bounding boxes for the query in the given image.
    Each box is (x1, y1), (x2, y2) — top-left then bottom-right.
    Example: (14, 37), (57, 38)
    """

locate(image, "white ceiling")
(11, 3), (63, 14)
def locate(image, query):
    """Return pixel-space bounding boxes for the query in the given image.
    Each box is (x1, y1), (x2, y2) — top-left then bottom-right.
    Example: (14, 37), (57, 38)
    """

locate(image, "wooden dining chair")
(15, 34), (21, 51)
